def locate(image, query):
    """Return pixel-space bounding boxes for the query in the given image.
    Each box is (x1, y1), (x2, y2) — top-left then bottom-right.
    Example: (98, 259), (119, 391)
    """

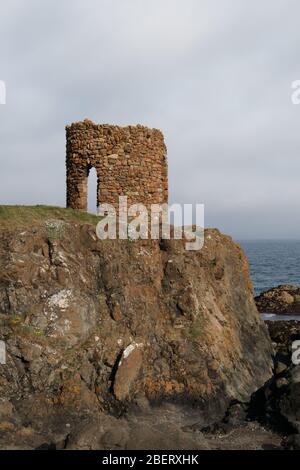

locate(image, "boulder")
(255, 285), (300, 314)
(255, 321), (300, 434)
(114, 343), (143, 401)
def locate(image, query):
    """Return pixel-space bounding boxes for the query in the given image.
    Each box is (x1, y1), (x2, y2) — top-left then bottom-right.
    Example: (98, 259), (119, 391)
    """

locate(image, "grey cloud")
(1, 0), (300, 238)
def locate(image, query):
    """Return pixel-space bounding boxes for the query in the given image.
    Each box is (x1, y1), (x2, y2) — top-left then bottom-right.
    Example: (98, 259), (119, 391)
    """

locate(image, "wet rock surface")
(255, 285), (300, 315)
(0, 209), (274, 449)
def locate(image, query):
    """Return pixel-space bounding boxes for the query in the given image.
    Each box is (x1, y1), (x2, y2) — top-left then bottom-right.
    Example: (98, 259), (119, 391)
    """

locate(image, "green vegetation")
(183, 316), (205, 341)
(9, 314), (44, 339)
(0, 205), (100, 229)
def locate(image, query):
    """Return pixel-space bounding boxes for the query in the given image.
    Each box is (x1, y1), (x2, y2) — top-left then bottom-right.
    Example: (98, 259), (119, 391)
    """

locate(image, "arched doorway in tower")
(87, 167), (99, 214)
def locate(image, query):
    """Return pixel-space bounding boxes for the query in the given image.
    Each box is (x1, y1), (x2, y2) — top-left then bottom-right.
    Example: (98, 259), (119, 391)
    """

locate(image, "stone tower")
(66, 119), (168, 212)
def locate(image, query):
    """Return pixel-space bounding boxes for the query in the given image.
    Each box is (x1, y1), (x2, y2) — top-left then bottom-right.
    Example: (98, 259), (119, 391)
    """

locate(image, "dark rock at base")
(267, 320), (300, 353)
(284, 434), (300, 450)
(250, 320), (300, 437)
(255, 285), (300, 314)
(223, 402), (248, 427)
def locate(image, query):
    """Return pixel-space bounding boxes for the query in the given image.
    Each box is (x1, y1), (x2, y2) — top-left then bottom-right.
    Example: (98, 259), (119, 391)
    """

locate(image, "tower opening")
(88, 167), (98, 214)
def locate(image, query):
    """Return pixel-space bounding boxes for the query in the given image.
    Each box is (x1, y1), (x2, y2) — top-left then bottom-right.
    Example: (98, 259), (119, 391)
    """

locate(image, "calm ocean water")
(238, 240), (300, 296)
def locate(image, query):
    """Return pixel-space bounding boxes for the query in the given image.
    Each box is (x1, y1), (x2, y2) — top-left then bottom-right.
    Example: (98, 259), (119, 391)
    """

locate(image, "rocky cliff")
(0, 206), (273, 449)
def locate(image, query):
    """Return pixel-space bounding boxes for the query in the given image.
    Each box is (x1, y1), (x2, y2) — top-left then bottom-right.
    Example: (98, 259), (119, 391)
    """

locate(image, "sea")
(238, 240), (300, 321)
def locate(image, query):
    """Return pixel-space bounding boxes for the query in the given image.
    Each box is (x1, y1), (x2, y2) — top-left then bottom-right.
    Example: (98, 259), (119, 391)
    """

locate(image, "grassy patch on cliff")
(0, 205), (100, 229)
(183, 316), (207, 341)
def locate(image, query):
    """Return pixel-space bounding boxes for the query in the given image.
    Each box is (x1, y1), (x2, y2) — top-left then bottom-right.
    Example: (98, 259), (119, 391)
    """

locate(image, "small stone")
(111, 304), (122, 322)
(291, 366), (300, 384)
(276, 377), (289, 388)
(275, 361), (288, 375)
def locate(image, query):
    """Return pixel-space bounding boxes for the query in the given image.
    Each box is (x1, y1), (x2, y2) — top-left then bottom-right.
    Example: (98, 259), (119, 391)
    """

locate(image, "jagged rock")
(255, 321), (300, 434)
(291, 366), (300, 384)
(0, 208), (274, 448)
(114, 343), (144, 401)
(275, 361), (288, 375)
(255, 285), (300, 314)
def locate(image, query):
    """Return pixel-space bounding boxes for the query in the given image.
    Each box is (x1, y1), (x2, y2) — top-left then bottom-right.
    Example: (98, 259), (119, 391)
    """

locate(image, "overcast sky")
(1, 0), (300, 239)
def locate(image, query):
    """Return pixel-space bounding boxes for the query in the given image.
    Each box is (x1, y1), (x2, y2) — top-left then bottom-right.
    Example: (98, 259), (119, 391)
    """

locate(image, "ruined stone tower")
(66, 119), (168, 212)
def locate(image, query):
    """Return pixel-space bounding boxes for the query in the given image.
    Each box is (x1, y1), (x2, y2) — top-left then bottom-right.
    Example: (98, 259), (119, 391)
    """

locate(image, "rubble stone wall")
(66, 120), (168, 211)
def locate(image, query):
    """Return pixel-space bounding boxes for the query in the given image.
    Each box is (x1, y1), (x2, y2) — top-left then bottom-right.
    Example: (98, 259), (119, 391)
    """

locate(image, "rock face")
(255, 285), (300, 314)
(0, 208), (273, 449)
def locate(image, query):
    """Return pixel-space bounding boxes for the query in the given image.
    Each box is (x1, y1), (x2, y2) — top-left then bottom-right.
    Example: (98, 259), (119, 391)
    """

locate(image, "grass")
(183, 316), (206, 341)
(8, 314), (45, 340)
(0, 205), (100, 229)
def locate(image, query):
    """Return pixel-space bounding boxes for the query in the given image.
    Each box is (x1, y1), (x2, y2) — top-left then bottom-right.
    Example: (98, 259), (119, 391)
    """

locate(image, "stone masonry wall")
(66, 119), (168, 212)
